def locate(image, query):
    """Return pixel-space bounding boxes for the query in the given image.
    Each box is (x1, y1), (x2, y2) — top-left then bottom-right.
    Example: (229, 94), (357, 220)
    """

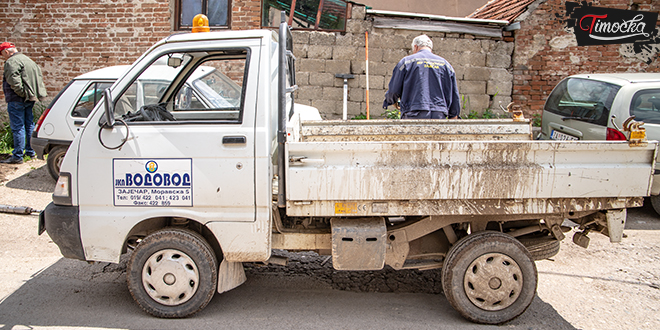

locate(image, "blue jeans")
(7, 101), (36, 159)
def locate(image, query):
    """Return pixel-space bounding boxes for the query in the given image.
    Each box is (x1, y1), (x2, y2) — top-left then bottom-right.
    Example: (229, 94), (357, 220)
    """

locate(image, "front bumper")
(39, 203), (86, 261)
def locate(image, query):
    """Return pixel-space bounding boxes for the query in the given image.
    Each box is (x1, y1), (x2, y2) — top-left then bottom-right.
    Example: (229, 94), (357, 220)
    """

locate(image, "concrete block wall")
(292, 6), (515, 119)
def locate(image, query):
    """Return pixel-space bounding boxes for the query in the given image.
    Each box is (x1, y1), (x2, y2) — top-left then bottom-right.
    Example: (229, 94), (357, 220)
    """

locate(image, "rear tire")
(442, 231), (537, 325)
(650, 195), (660, 216)
(127, 228), (218, 318)
(47, 145), (68, 180)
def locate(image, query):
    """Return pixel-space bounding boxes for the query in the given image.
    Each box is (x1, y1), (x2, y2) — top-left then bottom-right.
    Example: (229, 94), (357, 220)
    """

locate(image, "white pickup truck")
(40, 16), (657, 324)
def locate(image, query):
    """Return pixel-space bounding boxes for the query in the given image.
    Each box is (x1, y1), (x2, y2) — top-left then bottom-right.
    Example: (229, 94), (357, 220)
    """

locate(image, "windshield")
(544, 78), (621, 126)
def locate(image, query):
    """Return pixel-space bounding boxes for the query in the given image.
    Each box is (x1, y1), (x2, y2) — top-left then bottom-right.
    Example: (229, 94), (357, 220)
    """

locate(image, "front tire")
(127, 228), (218, 318)
(46, 145), (68, 180)
(442, 231), (537, 325)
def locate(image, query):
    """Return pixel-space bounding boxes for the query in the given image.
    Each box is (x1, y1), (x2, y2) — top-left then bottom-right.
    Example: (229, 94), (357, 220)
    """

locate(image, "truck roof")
(570, 73), (660, 85)
(164, 30), (276, 43)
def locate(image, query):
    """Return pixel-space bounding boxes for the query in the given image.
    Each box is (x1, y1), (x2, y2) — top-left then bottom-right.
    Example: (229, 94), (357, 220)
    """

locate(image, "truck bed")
(297, 119), (533, 142)
(285, 137), (657, 217)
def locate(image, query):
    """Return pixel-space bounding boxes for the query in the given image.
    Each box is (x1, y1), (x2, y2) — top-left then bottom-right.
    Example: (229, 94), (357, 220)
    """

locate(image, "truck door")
(75, 45), (259, 261)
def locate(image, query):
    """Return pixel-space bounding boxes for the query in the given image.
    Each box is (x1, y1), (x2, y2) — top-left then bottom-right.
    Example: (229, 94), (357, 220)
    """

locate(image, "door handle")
(222, 136), (246, 145)
(74, 120), (85, 125)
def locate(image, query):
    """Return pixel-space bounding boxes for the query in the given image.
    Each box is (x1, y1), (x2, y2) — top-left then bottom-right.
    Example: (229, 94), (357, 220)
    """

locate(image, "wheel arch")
(122, 216), (223, 263)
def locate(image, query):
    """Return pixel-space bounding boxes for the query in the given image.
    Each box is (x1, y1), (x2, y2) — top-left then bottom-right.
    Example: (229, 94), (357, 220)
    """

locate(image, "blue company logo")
(145, 160), (158, 173)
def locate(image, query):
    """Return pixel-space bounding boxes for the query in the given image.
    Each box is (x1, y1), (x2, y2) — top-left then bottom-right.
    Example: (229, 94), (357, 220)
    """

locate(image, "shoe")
(26, 152), (37, 158)
(0, 157), (23, 164)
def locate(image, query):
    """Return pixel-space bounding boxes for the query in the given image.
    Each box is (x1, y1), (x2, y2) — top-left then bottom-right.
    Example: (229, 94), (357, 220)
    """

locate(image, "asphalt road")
(0, 162), (658, 330)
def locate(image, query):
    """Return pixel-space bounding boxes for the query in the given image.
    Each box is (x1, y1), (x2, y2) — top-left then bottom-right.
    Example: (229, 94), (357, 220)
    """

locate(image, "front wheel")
(442, 231), (537, 325)
(46, 145), (68, 180)
(127, 228), (218, 318)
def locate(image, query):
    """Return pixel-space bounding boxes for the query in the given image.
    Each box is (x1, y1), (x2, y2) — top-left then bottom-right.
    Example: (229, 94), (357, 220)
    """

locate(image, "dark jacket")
(384, 49), (460, 118)
(3, 52), (47, 102)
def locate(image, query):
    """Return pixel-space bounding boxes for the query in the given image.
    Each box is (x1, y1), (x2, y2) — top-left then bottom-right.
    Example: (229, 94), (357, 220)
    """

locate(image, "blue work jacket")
(384, 49), (460, 118)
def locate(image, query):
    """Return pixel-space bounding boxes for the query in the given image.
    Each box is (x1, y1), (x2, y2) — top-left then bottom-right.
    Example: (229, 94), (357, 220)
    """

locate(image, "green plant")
(0, 121), (12, 153)
(382, 107), (400, 119)
(351, 113), (367, 120)
(532, 113), (542, 127)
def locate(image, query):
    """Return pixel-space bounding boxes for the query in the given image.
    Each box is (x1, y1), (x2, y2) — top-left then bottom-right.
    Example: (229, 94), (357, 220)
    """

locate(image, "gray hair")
(412, 35), (433, 50)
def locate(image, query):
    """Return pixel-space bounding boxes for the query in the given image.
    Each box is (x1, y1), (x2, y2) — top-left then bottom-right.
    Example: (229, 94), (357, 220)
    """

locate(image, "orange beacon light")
(192, 14), (210, 33)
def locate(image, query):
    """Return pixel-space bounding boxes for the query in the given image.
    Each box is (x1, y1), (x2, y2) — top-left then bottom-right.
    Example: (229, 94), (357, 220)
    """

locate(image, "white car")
(541, 73), (660, 213)
(32, 64), (321, 179)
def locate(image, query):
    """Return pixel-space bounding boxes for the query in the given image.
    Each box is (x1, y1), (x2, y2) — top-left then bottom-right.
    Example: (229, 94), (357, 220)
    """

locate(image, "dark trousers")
(401, 110), (447, 119)
(7, 101), (36, 159)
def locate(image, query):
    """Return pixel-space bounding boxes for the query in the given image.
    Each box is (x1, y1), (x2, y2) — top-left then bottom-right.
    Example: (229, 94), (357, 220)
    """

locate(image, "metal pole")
(365, 31), (370, 119)
(342, 78), (348, 120)
(277, 11), (288, 208)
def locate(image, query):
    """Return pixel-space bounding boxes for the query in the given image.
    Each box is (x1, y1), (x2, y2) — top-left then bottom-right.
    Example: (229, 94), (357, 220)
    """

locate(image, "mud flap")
(217, 260), (247, 294)
(606, 209), (626, 243)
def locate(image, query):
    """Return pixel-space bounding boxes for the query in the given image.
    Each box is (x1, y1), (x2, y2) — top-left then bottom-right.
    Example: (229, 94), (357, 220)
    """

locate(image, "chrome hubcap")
(142, 249), (199, 306)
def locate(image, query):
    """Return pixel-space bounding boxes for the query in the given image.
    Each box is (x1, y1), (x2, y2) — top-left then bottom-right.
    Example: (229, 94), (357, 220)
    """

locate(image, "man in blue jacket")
(383, 35), (460, 119)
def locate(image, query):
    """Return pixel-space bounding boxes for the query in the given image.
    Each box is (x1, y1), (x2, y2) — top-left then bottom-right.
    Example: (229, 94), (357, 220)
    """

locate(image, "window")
(545, 78), (621, 126)
(113, 51), (248, 123)
(262, 0), (347, 31)
(176, 0), (229, 30)
(72, 82), (114, 118)
(631, 89), (660, 124)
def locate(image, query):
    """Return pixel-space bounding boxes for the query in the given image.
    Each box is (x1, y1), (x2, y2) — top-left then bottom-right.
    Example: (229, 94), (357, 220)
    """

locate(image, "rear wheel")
(649, 195), (660, 216)
(46, 145), (68, 180)
(442, 231), (537, 325)
(127, 228), (218, 318)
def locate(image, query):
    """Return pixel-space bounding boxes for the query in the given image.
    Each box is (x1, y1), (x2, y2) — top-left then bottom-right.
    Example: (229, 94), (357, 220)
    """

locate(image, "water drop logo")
(145, 161), (158, 173)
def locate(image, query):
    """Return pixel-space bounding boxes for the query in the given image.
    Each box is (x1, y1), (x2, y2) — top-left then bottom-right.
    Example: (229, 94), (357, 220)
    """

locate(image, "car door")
(75, 43), (259, 261)
(542, 77), (621, 140)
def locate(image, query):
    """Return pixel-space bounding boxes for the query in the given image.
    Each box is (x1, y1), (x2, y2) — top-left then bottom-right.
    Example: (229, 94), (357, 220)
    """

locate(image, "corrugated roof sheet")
(467, 0), (537, 23)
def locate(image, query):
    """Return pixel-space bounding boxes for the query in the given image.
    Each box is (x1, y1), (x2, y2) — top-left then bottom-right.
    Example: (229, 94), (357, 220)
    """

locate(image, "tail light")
(35, 107), (52, 133)
(606, 127), (626, 141)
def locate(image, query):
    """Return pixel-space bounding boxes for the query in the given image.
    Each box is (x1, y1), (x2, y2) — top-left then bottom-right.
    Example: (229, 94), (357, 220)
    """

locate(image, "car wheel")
(649, 195), (660, 217)
(46, 145), (68, 180)
(127, 228), (218, 318)
(442, 231), (537, 325)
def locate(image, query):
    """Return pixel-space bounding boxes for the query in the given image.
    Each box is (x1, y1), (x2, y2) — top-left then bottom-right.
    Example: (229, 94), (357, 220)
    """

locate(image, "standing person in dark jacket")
(1, 42), (47, 164)
(383, 35), (460, 119)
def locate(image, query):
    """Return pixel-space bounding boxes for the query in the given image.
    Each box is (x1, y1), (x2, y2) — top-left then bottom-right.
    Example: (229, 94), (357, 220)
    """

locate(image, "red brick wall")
(0, 0), (263, 105)
(232, 0), (261, 30)
(512, 0), (660, 116)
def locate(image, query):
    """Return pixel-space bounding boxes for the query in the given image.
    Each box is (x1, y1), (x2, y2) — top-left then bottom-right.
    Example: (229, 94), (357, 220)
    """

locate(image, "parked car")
(540, 73), (660, 213)
(33, 64), (321, 180)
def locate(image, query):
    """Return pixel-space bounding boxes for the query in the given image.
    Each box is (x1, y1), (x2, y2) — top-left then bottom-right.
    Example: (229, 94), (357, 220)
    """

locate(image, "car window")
(630, 89), (660, 124)
(71, 82), (114, 118)
(172, 56), (247, 122)
(545, 78), (620, 126)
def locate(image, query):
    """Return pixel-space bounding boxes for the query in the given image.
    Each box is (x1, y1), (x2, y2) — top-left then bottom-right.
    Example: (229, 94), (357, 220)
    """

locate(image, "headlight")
(53, 172), (72, 206)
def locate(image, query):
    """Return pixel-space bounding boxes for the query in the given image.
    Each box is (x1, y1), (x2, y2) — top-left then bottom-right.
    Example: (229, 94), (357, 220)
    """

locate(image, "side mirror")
(168, 57), (182, 68)
(102, 88), (115, 127)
